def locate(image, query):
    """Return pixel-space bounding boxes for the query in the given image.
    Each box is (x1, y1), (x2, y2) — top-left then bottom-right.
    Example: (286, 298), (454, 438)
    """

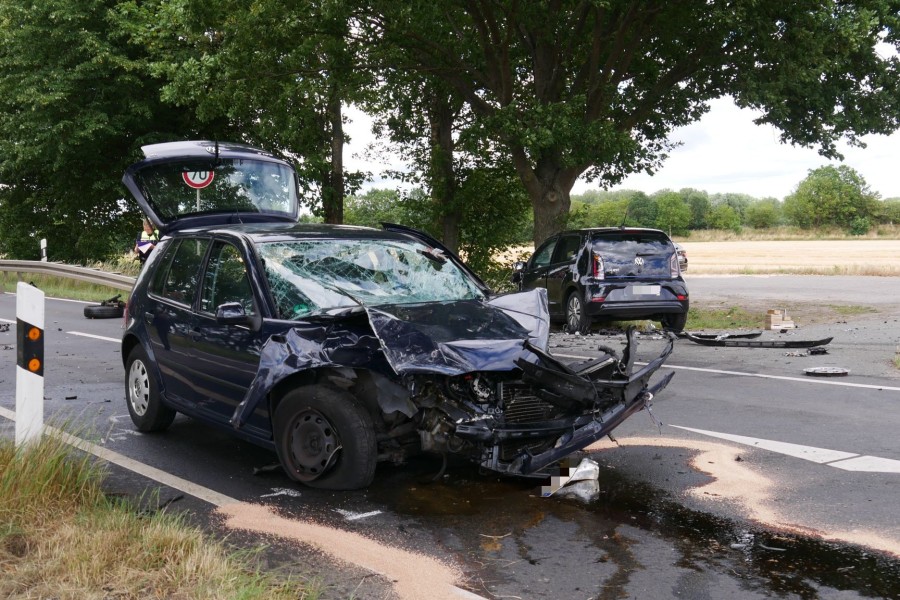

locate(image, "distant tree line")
(568, 165), (900, 237)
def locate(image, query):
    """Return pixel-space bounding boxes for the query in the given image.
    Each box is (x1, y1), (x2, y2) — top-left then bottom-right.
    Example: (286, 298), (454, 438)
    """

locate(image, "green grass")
(0, 433), (312, 599)
(684, 306), (763, 331)
(828, 304), (878, 316)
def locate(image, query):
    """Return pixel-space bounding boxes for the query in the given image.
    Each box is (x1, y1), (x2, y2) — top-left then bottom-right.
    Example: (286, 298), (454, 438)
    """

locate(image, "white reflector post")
(16, 282), (45, 446)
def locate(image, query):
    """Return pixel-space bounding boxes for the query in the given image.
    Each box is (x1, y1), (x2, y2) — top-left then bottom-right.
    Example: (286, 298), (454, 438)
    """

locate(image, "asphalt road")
(2, 282), (900, 600)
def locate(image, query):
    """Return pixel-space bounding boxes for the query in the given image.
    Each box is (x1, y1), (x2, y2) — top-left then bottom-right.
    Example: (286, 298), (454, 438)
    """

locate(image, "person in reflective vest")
(134, 219), (159, 264)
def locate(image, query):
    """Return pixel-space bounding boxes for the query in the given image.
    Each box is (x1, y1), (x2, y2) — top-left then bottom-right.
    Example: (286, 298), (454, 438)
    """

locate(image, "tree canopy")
(1, 0), (899, 262)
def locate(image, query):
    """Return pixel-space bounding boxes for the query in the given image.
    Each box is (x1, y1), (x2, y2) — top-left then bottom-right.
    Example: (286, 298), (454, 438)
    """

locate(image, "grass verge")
(0, 434), (310, 599)
(684, 306), (763, 331)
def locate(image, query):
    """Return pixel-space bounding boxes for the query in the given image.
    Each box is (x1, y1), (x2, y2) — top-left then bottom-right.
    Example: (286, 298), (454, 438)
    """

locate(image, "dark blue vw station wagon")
(121, 141), (675, 490)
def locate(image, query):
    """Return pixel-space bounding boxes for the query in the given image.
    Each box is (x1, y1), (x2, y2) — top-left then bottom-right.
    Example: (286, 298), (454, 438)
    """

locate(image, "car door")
(144, 237), (210, 406)
(520, 236), (558, 296)
(190, 239), (270, 433)
(545, 234), (583, 317)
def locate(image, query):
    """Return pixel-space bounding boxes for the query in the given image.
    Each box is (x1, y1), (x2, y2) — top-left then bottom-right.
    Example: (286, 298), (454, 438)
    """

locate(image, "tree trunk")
(428, 91), (460, 253)
(323, 89), (345, 224)
(511, 150), (579, 246)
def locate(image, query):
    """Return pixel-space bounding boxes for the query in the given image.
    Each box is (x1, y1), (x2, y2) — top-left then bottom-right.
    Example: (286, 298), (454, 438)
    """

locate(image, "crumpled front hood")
(366, 289), (550, 375)
(230, 289), (549, 429)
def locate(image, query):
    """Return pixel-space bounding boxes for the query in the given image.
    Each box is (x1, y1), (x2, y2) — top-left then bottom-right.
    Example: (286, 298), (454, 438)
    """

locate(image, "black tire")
(274, 385), (377, 490)
(564, 291), (592, 334)
(660, 311), (688, 332)
(84, 304), (124, 319)
(125, 346), (176, 432)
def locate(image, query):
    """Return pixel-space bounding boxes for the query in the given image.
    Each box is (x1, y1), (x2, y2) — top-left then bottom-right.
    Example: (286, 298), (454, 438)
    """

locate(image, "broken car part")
(683, 333), (833, 348)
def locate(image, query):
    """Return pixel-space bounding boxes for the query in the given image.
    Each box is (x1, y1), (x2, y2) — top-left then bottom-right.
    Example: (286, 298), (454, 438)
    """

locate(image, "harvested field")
(677, 239), (900, 276)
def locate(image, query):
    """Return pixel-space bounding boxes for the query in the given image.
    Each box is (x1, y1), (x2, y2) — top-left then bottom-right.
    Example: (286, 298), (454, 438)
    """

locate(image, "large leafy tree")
(0, 0), (217, 261)
(357, 1), (900, 245)
(784, 164), (880, 229)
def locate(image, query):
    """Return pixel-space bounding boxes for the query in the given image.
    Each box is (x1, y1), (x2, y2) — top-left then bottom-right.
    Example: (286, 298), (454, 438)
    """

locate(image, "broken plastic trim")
(504, 331), (676, 475)
(683, 333), (833, 348)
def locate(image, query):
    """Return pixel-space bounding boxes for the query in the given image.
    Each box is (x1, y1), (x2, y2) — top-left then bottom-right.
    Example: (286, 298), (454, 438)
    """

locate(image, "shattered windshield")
(259, 238), (485, 319)
(132, 158), (298, 221)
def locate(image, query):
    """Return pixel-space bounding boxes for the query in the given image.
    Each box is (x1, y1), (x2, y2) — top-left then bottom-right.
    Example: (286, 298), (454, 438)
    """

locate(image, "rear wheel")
(564, 291), (592, 334)
(125, 346), (176, 431)
(660, 311), (688, 332)
(274, 385), (377, 490)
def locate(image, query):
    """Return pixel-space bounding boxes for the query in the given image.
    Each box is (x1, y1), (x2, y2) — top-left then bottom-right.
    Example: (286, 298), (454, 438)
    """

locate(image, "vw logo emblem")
(634, 257), (644, 266)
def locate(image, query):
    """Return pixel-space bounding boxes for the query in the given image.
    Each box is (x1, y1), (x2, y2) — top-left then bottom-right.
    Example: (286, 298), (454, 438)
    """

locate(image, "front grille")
(500, 383), (558, 424)
(499, 438), (556, 462)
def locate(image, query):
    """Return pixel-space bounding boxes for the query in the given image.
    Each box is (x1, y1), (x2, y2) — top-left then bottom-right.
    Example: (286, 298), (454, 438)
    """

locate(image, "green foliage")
(654, 191), (692, 235)
(783, 165), (880, 230)
(745, 198), (783, 229)
(0, 0), (208, 261)
(707, 204), (742, 233)
(849, 216), (871, 236)
(625, 193), (658, 227)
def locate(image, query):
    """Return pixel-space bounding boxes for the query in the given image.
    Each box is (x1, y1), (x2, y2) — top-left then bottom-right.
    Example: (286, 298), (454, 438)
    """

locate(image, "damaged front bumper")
(453, 328), (676, 476)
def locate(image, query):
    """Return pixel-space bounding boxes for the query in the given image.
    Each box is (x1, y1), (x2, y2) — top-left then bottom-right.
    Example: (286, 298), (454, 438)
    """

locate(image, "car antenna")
(619, 206), (629, 229)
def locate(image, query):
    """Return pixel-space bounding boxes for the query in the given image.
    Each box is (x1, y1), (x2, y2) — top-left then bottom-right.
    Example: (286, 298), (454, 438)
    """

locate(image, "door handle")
(143, 312), (153, 324)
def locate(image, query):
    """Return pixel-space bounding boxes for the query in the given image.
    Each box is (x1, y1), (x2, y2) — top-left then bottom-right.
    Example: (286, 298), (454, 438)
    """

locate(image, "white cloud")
(575, 97), (900, 200)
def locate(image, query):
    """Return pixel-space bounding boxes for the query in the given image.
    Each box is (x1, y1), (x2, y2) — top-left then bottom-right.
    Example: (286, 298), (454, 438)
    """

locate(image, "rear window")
(591, 232), (674, 278)
(132, 158), (298, 222)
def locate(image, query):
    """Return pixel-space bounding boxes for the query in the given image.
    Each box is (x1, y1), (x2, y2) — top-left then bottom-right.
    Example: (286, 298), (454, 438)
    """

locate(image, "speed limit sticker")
(182, 170), (215, 189)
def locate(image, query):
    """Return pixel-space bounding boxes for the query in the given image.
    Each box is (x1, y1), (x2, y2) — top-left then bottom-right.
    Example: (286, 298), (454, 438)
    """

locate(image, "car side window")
(201, 241), (256, 316)
(550, 235), (582, 264)
(530, 238), (558, 268)
(151, 238), (209, 306)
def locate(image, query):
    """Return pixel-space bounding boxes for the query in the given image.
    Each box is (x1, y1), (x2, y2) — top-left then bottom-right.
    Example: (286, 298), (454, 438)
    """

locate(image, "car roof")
(558, 227), (670, 236)
(167, 222), (414, 243)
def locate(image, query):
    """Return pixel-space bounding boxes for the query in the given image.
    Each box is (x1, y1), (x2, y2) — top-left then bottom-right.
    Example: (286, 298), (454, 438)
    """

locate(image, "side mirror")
(215, 302), (260, 330)
(510, 261), (527, 284)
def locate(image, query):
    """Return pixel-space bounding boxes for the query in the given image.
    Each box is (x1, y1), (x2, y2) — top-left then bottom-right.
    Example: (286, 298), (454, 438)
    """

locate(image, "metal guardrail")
(0, 260), (136, 292)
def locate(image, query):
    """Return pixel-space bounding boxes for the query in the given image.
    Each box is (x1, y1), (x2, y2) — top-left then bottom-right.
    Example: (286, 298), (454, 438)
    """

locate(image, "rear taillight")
(592, 252), (605, 280)
(669, 254), (680, 277)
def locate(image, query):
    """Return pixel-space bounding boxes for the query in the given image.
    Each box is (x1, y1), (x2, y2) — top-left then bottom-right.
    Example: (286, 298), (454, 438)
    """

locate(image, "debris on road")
(803, 367), (850, 377)
(542, 457), (601, 502)
(683, 333), (833, 348)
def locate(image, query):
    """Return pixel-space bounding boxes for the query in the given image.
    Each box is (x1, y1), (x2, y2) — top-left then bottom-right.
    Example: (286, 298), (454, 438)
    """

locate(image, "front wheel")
(564, 291), (592, 334)
(274, 385), (377, 490)
(125, 346), (176, 432)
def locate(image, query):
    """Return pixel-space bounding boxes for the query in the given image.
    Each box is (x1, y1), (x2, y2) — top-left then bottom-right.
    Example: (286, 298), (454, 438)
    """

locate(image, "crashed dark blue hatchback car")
(121, 141), (675, 490)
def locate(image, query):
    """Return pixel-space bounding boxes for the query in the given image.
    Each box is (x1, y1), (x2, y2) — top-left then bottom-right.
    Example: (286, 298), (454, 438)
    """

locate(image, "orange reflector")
(28, 358), (41, 372)
(27, 327), (41, 341)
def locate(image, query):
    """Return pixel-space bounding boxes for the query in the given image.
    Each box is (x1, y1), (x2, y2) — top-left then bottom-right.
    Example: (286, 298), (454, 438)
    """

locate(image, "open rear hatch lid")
(123, 140), (300, 232)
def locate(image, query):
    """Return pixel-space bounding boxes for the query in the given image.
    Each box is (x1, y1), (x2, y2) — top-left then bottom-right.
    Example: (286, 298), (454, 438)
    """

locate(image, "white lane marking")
(0, 405), (234, 506)
(0, 317), (14, 324)
(552, 353), (900, 392)
(671, 425), (900, 473)
(336, 509), (383, 521)
(828, 456), (900, 473)
(68, 331), (120, 343)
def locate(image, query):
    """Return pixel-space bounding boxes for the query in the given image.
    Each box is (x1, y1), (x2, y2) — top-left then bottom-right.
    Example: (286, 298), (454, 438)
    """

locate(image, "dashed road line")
(68, 331), (120, 343)
(671, 425), (900, 473)
(553, 352), (900, 391)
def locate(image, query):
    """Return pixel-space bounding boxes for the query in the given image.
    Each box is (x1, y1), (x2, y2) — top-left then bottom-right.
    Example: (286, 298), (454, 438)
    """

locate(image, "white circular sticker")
(182, 170), (215, 189)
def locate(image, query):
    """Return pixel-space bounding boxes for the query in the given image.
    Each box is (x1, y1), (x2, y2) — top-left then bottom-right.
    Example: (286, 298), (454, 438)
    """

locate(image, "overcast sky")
(345, 96), (900, 201)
